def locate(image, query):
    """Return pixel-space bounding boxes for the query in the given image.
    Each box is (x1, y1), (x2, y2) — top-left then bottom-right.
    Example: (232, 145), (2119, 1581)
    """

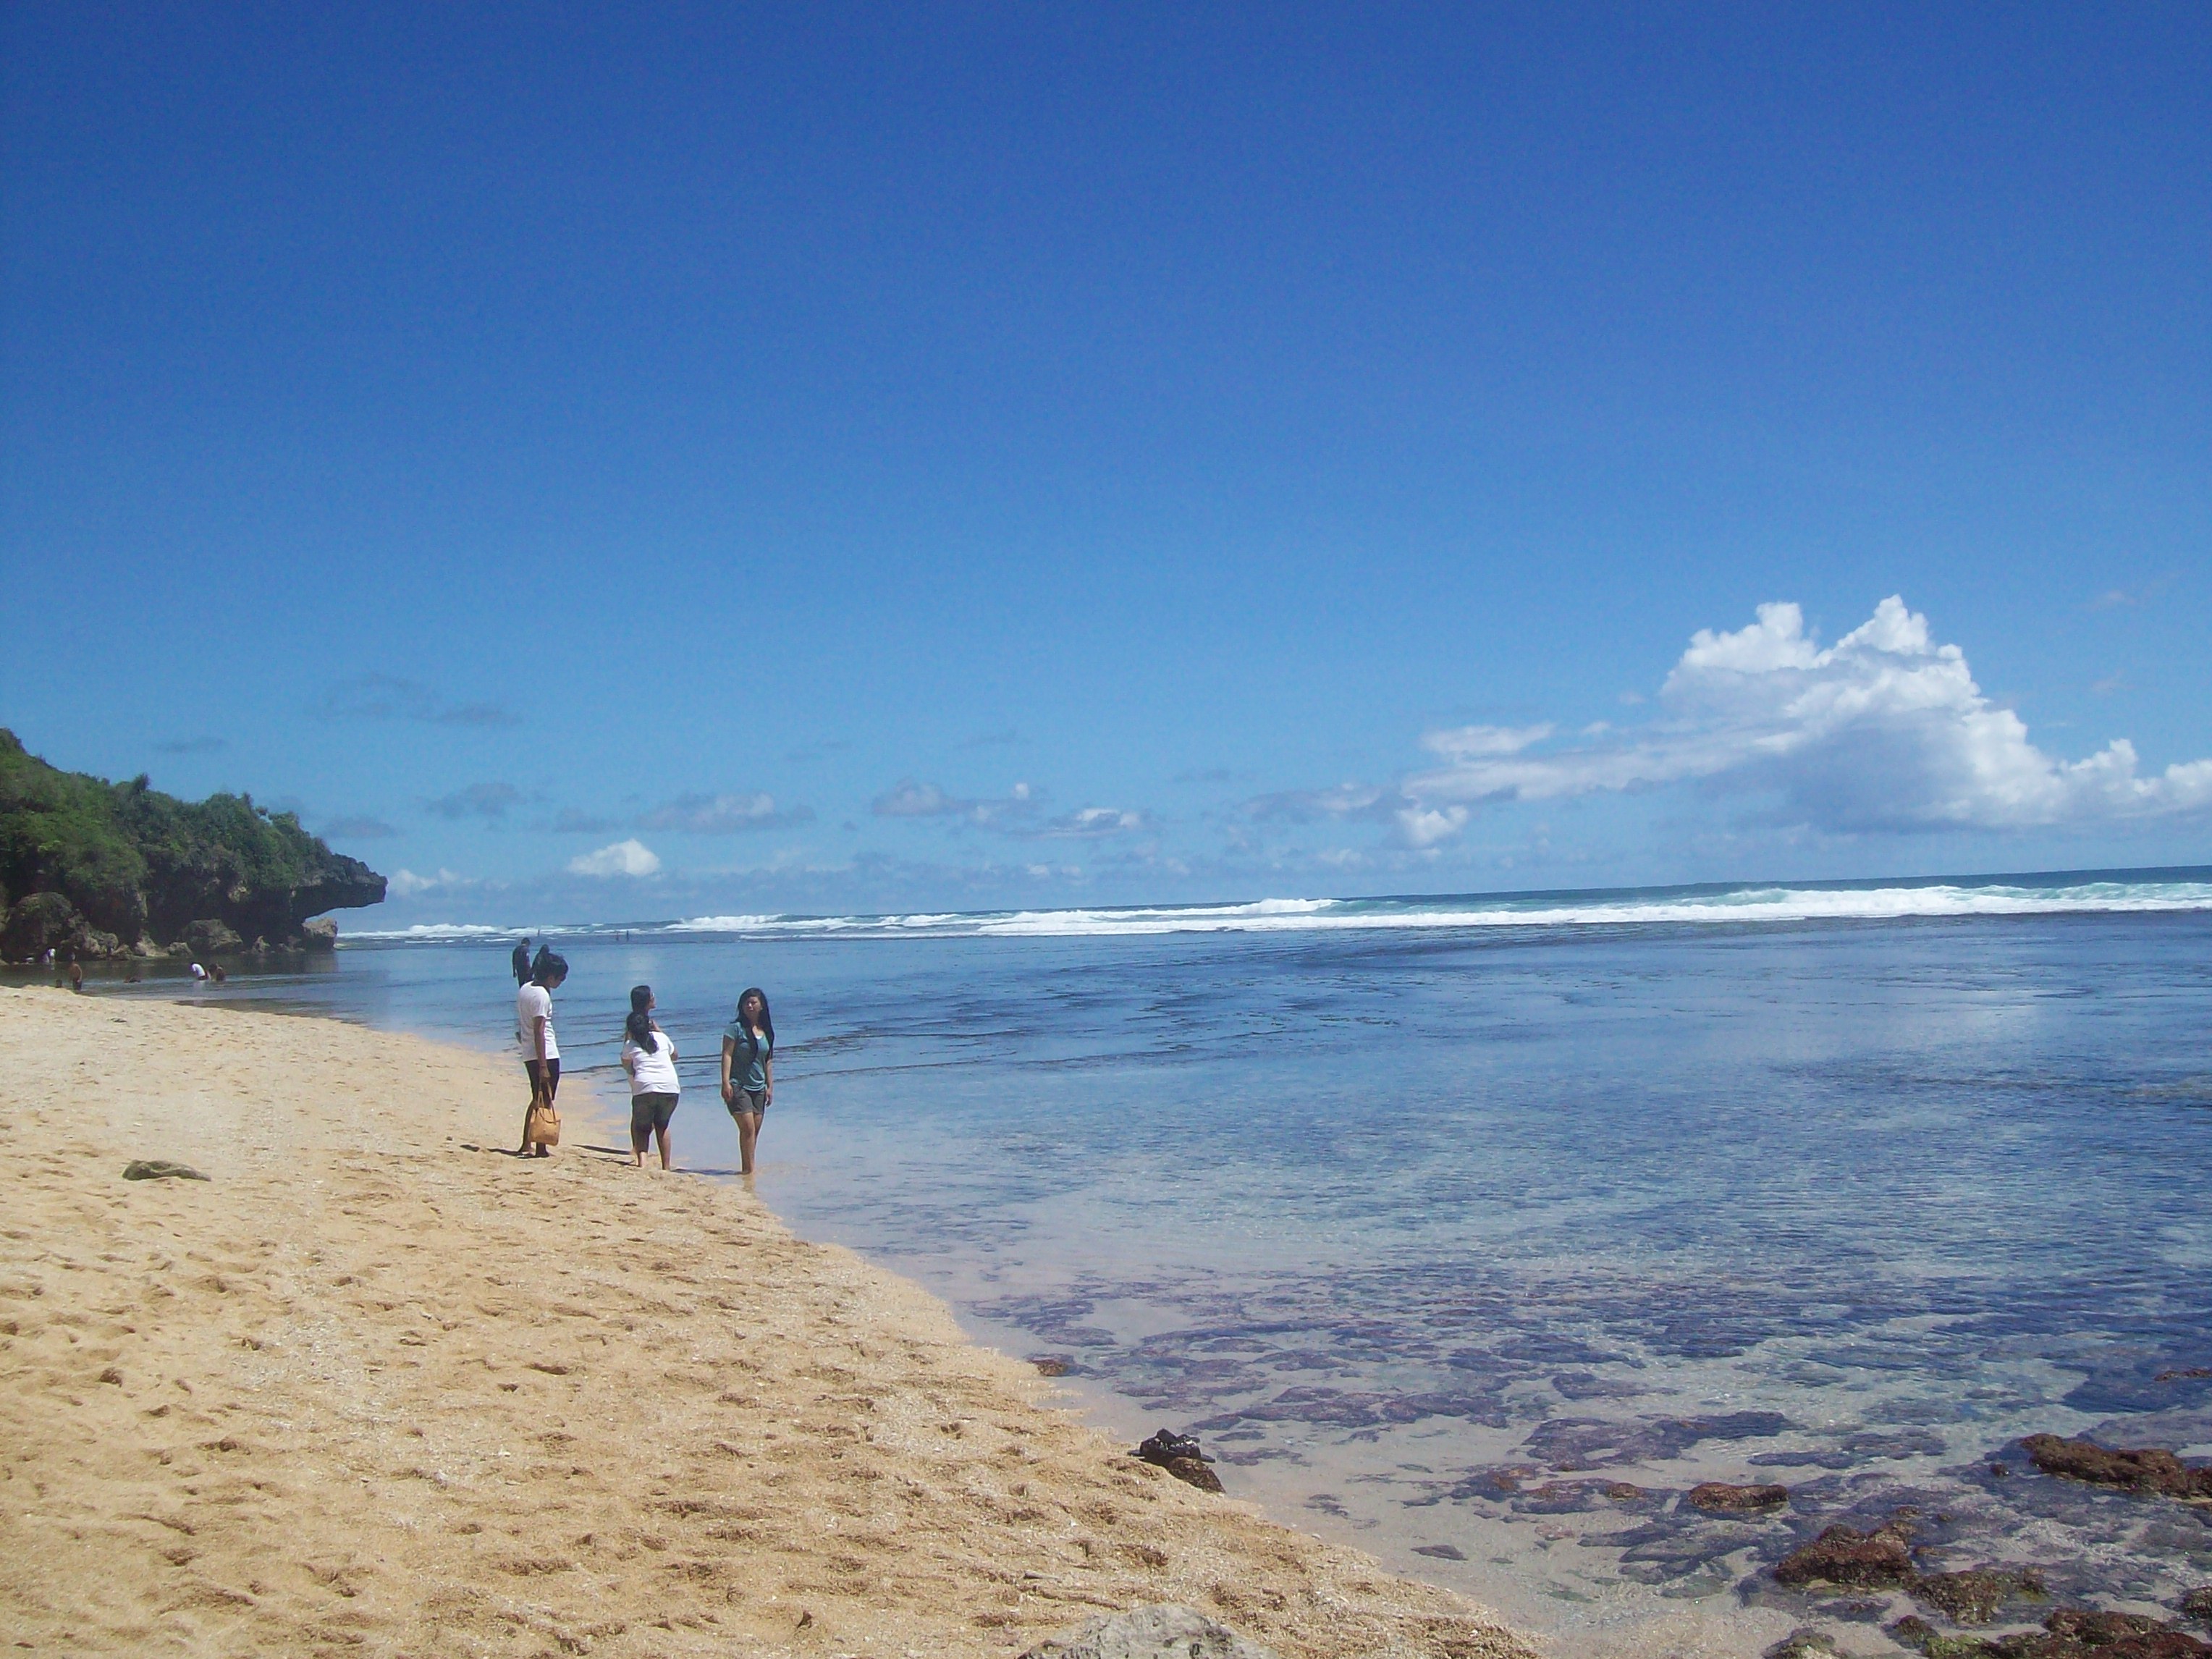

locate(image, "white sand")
(0, 987), (1538, 1658)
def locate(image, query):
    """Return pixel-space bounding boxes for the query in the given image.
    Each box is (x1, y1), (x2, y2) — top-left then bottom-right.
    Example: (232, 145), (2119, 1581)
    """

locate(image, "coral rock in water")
(2022, 1434), (2212, 1500)
(1689, 1481), (1789, 1512)
(1773, 1520), (1915, 1587)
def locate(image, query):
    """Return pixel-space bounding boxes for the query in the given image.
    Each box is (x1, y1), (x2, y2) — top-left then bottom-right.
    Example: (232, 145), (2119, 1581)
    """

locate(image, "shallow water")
(40, 872), (2212, 1655)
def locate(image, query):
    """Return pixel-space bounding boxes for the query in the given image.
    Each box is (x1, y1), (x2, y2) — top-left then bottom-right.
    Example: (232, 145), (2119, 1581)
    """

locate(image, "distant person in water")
(188, 961), (207, 982)
(517, 953), (567, 1157)
(622, 984), (680, 1170)
(512, 937), (532, 986)
(720, 987), (774, 1175)
(67, 958), (83, 993)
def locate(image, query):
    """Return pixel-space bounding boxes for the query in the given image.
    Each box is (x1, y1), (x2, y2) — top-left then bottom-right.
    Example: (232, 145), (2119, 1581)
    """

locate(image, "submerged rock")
(1522, 1409), (1793, 1471)
(2022, 1435), (2212, 1500)
(1133, 1430), (1223, 1493)
(1511, 1477), (1659, 1514)
(1887, 1607), (2212, 1658)
(124, 1160), (208, 1181)
(1886, 1614), (1941, 1650)
(1763, 1630), (1841, 1659)
(1592, 1516), (1766, 1587)
(1020, 1603), (1280, 1659)
(2040, 1609), (2211, 1658)
(2182, 1587), (2212, 1626)
(1690, 1481), (1790, 1512)
(1774, 1519), (1916, 1587)
(1910, 1568), (2047, 1625)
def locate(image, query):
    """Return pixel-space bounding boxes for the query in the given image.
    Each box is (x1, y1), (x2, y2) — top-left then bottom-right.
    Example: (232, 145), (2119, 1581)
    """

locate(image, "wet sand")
(0, 987), (1537, 1658)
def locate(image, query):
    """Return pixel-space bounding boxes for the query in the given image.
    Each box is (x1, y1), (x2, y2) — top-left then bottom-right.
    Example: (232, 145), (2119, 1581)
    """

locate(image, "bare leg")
(735, 1110), (759, 1175)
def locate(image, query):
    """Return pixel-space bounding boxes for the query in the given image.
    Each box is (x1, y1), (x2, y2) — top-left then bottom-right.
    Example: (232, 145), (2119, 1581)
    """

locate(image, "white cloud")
(1033, 806), (1147, 839)
(639, 792), (811, 833)
(1395, 804), (1470, 848)
(389, 867), (475, 898)
(1244, 782), (1394, 823)
(871, 779), (1035, 825)
(1419, 723), (1554, 761)
(1401, 596), (2212, 837)
(567, 839), (662, 877)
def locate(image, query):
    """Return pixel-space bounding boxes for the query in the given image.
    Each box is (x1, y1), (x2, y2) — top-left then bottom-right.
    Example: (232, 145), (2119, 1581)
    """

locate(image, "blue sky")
(4, 4), (2208, 923)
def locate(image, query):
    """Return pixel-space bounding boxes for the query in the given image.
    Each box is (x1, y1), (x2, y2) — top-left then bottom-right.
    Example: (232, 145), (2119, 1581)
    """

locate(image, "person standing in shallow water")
(511, 937), (531, 986)
(720, 987), (774, 1175)
(622, 984), (680, 1170)
(516, 954), (566, 1157)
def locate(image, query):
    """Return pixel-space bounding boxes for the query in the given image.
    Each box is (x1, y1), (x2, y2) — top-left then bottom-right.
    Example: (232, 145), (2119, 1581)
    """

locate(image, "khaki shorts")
(728, 1087), (767, 1118)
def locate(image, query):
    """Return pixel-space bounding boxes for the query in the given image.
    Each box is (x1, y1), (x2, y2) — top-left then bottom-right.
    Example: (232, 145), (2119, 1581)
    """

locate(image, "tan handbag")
(524, 1102), (562, 1147)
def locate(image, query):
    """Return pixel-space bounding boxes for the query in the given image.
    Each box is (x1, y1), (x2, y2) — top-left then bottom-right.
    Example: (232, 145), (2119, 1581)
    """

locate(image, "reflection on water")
(30, 902), (2212, 1655)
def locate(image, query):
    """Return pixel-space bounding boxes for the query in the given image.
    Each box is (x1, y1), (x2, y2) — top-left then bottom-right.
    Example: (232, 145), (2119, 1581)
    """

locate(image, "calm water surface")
(54, 887), (2212, 1656)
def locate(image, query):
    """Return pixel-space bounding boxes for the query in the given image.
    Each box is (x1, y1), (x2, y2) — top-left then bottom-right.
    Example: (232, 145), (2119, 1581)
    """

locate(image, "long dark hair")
(625, 984), (659, 1053)
(735, 987), (773, 1062)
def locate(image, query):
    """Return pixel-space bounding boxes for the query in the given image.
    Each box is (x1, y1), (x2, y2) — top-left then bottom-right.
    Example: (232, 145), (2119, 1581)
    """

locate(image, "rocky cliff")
(0, 728), (385, 961)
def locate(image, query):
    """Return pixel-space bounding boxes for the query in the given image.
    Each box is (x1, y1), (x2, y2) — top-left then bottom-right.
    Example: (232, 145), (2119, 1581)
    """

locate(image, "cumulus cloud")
(1398, 596), (2212, 837)
(389, 867), (476, 898)
(425, 782), (524, 822)
(638, 792), (813, 833)
(1419, 724), (1555, 762)
(319, 673), (520, 728)
(567, 838), (662, 877)
(1244, 782), (1469, 851)
(1031, 807), (1148, 839)
(871, 779), (1034, 825)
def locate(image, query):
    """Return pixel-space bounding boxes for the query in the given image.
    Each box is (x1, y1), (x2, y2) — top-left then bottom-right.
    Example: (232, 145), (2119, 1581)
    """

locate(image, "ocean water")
(44, 869), (2212, 1655)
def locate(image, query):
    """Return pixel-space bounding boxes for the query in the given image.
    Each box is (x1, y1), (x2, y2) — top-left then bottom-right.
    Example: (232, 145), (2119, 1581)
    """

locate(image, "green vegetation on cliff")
(0, 728), (386, 959)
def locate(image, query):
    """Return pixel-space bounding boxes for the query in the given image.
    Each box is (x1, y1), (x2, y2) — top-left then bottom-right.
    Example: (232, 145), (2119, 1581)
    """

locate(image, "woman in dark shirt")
(719, 987), (774, 1175)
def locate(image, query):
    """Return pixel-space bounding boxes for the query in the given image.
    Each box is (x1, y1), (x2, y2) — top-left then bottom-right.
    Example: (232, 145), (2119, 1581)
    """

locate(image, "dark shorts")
(525, 1058), (561, 1099)
(630, 1091), (678, 1136)
(729, 1087), (767, 1118)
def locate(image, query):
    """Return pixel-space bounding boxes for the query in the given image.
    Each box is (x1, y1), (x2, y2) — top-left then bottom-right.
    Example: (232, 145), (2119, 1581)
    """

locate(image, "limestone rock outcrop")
(1, 727), (383, 960)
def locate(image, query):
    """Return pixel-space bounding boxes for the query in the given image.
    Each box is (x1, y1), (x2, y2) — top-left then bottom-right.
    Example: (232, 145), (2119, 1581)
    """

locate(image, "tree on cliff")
(0, 728), (385, 960)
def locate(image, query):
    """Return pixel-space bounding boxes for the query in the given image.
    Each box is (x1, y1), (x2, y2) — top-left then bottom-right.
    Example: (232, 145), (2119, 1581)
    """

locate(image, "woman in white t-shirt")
(622, 983), (680, 1169)
(516, 954), (567, 1157)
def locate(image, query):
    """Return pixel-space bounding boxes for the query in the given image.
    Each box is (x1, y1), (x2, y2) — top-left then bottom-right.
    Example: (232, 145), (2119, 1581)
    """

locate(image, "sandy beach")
(0, 986), (1536, 1658)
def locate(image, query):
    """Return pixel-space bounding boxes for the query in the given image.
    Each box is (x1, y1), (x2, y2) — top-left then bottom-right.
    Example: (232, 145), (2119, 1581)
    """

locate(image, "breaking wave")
(355, 869), (2212, 945)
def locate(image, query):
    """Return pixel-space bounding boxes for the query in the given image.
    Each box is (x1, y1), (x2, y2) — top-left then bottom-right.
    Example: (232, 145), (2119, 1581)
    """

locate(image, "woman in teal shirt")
(720, 986), (774, 1175)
